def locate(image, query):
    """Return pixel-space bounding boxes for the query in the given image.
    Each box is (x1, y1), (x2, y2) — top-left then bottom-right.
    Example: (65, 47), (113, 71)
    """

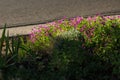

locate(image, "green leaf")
(0, 24), (7, 55)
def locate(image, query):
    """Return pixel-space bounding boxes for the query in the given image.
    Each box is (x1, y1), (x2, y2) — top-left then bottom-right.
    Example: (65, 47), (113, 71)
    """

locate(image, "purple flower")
(117, 15), (120, 18)
(58, 19), (63, 24)
(101, 21), (105, 25)
(95, 13), (101, 16)
(92, 16), (97, 21)
(80, 25), (86, 32)
(76, 16), (83, 24)
(70, 19), (77, 27)
(63, 16), (67, 20)
(100, 15), (106, 21)
(105, 16), (114, 20)
(70, 16), (83, 28)
(106, 16), (111, 19)
(29, 32), (36, 43)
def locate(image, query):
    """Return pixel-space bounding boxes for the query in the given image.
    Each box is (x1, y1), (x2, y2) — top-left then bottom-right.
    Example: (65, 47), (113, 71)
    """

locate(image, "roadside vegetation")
(0, 15), (120, 80)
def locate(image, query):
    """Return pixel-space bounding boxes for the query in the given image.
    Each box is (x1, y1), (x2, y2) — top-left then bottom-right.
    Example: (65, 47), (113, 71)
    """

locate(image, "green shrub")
(0, 25), (21, 69)
(50, 28), (117, 80)
(1, 15), (120, 80)
(26, 15), (120, 80)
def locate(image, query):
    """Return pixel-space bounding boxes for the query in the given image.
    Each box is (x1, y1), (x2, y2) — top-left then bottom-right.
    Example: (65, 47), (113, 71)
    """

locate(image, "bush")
(27, 15), (120, 80)
(0, 15), (120, 80)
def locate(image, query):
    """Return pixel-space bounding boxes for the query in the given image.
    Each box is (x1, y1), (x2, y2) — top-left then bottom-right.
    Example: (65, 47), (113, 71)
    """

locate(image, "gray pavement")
(0, 0), (120, 28)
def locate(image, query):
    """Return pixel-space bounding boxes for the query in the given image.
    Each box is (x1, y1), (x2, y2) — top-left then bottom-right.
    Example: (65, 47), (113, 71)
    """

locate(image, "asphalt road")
(0, 0), (120, 28)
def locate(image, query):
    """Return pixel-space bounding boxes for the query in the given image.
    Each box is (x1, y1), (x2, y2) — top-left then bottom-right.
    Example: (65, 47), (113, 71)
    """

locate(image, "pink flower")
(39, 25), (48, 29)
(70, 16), (83, 28)
(93, 16), (99, 21)
(76, 16), (83, 24)
(70, 18), (76, 26)
(58, 19), (63, 24)
(105, 16), (114, 20)
(29, 32), (36, 43)
(32, 27), (38, 33)
(48, 22), (56, 26)
(117, 15), (120, 18)
(87, 16), (92, 21)
(106, 16), (111, 19)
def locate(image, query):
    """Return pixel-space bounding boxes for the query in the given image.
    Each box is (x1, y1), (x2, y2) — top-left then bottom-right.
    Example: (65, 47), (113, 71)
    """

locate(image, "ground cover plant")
(0, 15), (120, 80)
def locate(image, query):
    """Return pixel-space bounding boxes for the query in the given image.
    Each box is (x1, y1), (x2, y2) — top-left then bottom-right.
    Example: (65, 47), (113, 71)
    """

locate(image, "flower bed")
(0, 15), (120, 80)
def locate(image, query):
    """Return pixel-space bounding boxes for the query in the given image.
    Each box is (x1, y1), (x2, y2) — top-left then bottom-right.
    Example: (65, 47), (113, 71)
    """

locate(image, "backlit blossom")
(29, 32), (36, 43)
(87, 16), (92, 21)
(70, 16), (83, 28)
(117, 15), (120, 18)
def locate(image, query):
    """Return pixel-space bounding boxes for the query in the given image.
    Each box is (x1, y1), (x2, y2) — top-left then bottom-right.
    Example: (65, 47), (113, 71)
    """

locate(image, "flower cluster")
(29, 15), (120, 48)
(69, 16), (84, 28)
(29, 25), (50, 43)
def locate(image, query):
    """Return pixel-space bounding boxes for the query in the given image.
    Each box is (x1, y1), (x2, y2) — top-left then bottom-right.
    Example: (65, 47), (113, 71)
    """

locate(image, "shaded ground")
(0, 0), (120, 28)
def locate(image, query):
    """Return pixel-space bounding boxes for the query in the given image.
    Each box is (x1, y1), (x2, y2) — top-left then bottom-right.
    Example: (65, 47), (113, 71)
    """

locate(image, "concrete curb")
(0, 23), (48, 37)
(0, 24), (35, 37)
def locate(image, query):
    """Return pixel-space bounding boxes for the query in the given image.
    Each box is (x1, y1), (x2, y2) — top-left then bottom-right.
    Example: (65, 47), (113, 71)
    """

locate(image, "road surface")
(0, 0), (120, 28)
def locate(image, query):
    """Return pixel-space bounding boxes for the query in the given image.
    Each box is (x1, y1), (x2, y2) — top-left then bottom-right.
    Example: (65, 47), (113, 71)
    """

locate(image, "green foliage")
(50, 29), (86, 80)
(0, 15), (120, 80)
(50, 28), (118, 80)
(24, 15), (120, 80)
(0, 25), (37, 80)
(0, 24), (21, 69)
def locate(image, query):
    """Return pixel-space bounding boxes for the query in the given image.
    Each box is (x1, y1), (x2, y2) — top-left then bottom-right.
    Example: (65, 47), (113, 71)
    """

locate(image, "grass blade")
(5, 31), (10, 56)
(0, 24), (7, 55)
